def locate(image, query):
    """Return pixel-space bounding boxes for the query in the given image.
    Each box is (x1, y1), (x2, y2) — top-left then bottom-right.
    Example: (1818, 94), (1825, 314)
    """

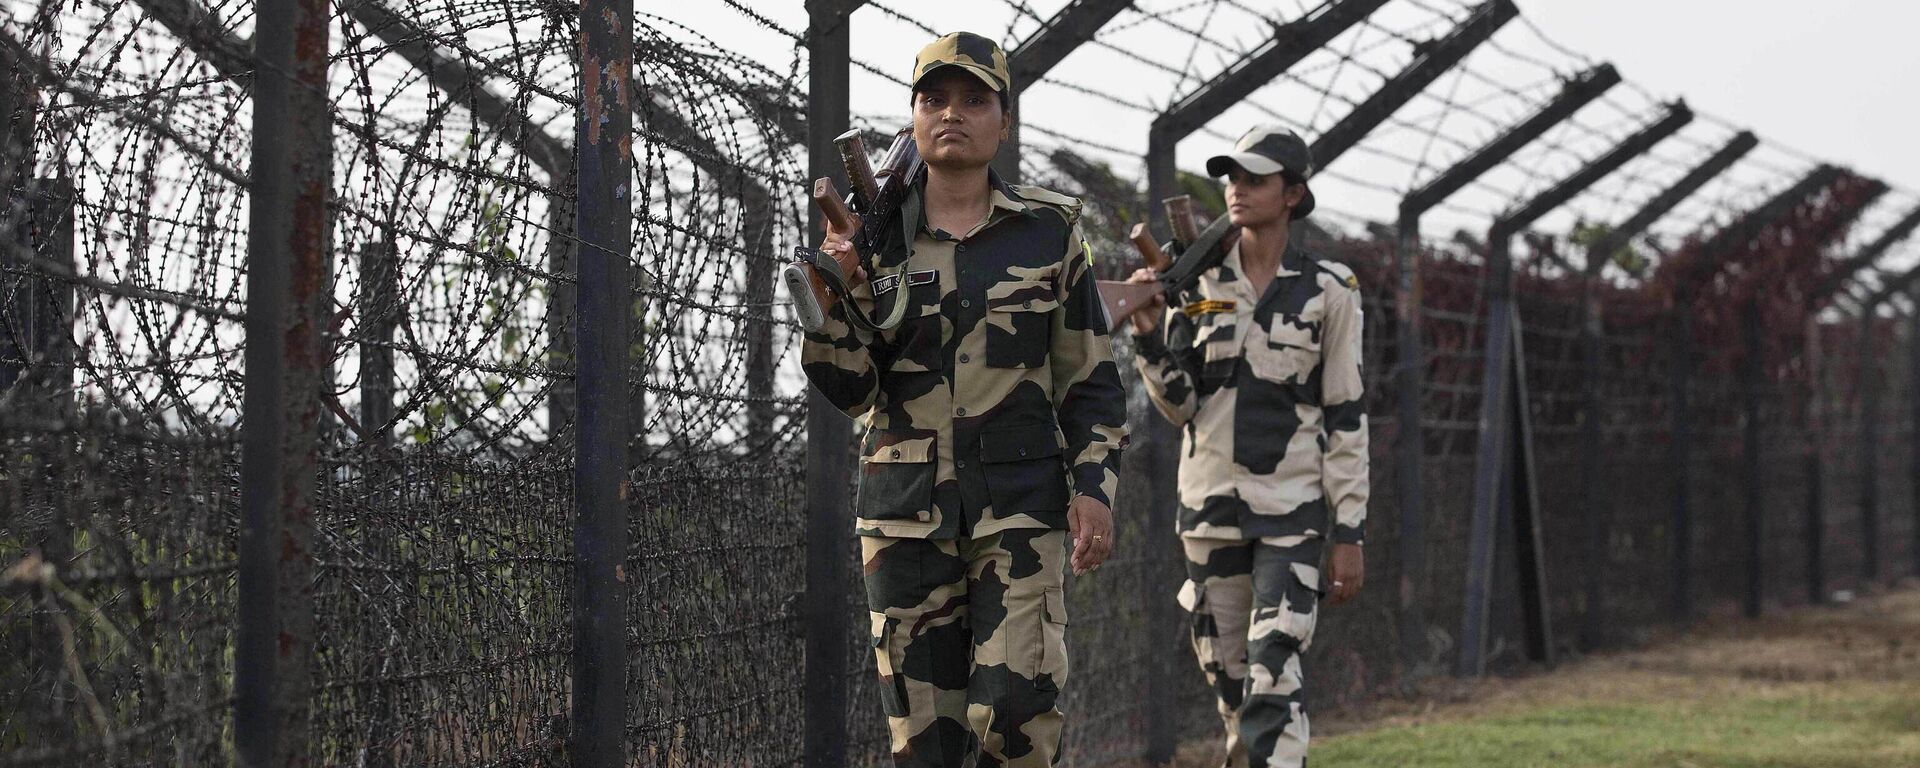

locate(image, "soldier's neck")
(923, 164), (992, 238)
(1238, 220), (1292, 279)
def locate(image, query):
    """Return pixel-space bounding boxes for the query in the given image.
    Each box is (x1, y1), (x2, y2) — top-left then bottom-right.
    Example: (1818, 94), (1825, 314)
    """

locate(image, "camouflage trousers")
(1179, 535), (1323, 768)
(862, 528), (1070, 767)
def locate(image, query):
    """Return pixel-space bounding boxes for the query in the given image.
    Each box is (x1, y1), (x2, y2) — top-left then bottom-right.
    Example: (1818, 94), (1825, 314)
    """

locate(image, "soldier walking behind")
(1125, 126), (1370, 768)
(800, 32), (1129, 767)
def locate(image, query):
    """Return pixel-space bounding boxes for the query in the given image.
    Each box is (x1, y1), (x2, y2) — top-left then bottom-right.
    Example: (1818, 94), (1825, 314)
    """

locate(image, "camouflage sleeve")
(1130, 302), (1200, 426)
(1320, 277), (1369, 545)
(799, 273), (880, 419)
(1050, 223), (1128, 508)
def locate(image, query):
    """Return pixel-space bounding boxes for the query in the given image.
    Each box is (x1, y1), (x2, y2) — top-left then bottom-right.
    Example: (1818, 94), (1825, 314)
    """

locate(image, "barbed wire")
(4, 1), (1915, 766)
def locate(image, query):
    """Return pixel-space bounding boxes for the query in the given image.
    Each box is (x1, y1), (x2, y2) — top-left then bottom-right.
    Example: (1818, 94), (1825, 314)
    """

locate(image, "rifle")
(1095, 195), (1213, 331)
(783, 127), (922, 333)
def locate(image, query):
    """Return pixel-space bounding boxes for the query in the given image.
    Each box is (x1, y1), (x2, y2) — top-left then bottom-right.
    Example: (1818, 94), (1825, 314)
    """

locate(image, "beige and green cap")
(912, 31), (1011, 93)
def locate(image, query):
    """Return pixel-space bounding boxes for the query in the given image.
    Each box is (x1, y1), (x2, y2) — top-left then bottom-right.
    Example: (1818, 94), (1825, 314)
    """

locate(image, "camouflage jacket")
(1134, 236), (1368, 544)
(801, 172), (1128, 539)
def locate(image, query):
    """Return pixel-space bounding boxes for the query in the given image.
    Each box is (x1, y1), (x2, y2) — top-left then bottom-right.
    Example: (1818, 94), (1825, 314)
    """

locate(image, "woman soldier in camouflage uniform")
(800, 32), (1129, 767)
(1126, 126), (1370, 768)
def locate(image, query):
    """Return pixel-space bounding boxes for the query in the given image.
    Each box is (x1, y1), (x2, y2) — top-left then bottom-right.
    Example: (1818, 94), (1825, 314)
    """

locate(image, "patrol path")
(1154, 585), (1920, 767)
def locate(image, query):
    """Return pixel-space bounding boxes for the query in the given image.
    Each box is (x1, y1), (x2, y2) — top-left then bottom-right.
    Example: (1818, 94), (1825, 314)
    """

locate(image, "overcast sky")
(1515, 0), (1920, 192)
(663, 1), (1920, 278)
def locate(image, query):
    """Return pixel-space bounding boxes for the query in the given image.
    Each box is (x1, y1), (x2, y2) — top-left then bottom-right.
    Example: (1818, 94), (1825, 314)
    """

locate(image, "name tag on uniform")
(873, 269), (938, 296)
(1181, 299), (1237, 317)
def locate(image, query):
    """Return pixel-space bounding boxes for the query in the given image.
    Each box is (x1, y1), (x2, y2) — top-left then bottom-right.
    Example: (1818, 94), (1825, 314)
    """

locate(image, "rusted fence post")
(236, 0), (331, 763)
(572, 0), (635, 765)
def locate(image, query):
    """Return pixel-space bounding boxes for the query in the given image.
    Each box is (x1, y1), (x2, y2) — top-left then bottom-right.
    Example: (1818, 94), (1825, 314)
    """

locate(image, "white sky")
(1519, 0), (1920, 193)
(670, 1), (1919, 284)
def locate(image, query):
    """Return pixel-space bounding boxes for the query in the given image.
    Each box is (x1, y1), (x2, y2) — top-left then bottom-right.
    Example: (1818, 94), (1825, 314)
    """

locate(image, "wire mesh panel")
(3, 1), (1919, 766)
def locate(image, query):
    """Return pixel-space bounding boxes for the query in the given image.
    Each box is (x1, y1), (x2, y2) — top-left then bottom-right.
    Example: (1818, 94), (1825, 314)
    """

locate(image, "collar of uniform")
(1277, 238), (1306, 278)
(986, 169), (1039, 219)
(915, 167), (1037, 239)
(1221, 231), (1305, 297)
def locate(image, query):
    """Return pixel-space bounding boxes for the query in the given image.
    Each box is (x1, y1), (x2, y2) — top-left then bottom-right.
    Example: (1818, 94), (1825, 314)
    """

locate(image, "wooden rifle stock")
(1129, 222), (1169, 271)
(811, 178), (855, 231)
(1095, 223), (1176, 332)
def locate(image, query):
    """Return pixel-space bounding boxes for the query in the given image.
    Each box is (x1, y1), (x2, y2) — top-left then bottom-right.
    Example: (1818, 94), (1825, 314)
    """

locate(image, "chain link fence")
(3, 2), (1917, 767)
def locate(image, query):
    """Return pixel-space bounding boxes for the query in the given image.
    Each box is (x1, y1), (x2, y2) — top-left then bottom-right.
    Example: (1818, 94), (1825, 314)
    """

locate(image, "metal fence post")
(1854, 269), (1920, 580)
(804, 3), (861, 765)
(1857, 308), (1883, 585)
(236, 0), (330, 763)
(1392, 62), (1620, 670)
(358, 240), (398, 445)
(1392, 211), (1428, 673)
(1461, 103), (1692, 675)
(1577, 277), (1606, 647)
(573, 0), (633, 765)
(1669, 309), (1694, 623)
(1911, 295), (1920, 578)
(1803, 315), (1826, 604)
(1, 178), (74, 415)
(1741, 300), (1765, 618)
(1141, 127), (1179, 766)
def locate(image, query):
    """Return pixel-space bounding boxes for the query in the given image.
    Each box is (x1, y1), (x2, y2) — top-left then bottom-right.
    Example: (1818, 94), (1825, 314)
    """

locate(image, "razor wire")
(1, 0), (1916, 766)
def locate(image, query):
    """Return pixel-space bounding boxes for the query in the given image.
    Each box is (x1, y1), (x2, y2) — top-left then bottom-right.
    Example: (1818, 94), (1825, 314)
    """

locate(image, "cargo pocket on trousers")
(1258, 563), (1321, 652)
(1178, 579), (1220, 665)
(857, 429), (937, 523)
(870, 612), (910, 717)
(1037, 587), (1069, 692)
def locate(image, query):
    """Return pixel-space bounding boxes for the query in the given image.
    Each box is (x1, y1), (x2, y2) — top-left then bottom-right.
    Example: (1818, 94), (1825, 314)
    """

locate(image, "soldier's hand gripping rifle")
(1094, 195), (1211, 331)
(782, 127), (923, 333)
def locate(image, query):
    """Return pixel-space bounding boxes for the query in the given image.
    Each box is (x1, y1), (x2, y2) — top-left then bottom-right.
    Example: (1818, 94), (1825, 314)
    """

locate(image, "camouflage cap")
(912, 31), (1011, 94)
(1206, 124), (1317, 219)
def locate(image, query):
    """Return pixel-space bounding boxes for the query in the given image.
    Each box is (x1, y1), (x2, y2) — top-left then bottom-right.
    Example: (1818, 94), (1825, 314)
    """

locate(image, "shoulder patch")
(1312, 257), (1359, 290)
(1010, 184), (1083, 224)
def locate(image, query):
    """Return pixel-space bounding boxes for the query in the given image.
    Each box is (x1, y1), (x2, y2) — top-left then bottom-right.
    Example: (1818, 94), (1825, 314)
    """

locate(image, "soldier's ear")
(1284, 180), (1308, 208)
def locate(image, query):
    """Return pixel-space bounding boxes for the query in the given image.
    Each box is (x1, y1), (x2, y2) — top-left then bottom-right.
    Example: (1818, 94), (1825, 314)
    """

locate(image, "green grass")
(1316, 687), (1920, 768)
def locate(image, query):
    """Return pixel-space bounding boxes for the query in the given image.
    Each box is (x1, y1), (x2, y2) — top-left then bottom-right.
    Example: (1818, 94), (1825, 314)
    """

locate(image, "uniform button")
(958, 353), (970, 364)
(1019, 448), (1028, 457)
(890, 449), (901, 459)
(956, 460), (968, 469)
(960, 299), (972, 309)
(1023, 299), (1033, 309)
(956, 244), (967, 253)
(955, 407), (968, 416)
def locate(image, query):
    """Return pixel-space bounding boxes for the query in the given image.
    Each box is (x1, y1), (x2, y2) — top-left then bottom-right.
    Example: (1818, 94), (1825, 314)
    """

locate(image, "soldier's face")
(1225, 166), (1306, 228)
(912, 70), (1010, 171)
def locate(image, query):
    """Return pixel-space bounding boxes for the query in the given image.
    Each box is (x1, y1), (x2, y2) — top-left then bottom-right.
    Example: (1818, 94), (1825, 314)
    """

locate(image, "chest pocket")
(881, 275), (945, 374)
(1191, 316), (1240, 387)
(984, 279), (1058, 369)
(1248, 315), (1321, 387)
